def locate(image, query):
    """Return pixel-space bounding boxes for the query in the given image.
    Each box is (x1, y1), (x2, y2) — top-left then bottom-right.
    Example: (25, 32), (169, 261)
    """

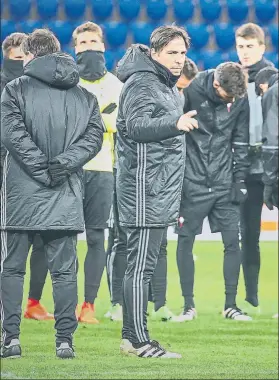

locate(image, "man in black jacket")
(116, 25), (198, 358)
(255, 67), (278, 210)
(0, 29), (104, 359)
(174, 62), (252, 322)
(1, 32), (54, 322)
(235, 23), (274, 310)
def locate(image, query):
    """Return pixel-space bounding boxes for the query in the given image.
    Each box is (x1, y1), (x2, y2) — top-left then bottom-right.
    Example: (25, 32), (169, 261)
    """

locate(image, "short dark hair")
(22, 29), (61, 58)
(215, 62), (247, 98)
(255, 67), (278, 95)
(235, 23), (265, 45)
(150, 25), (190, 53)
(182, 57), (198, 80)
(2, 32), (27, 57)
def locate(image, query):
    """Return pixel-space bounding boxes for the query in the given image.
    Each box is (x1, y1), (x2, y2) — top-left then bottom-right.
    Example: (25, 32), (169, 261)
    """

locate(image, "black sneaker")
(56, 342), (75, 359)
(1, 339), (21, 359)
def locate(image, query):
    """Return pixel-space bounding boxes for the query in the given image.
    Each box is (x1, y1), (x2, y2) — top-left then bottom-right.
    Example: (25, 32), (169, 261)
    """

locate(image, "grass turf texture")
(1, 241), (278, 379)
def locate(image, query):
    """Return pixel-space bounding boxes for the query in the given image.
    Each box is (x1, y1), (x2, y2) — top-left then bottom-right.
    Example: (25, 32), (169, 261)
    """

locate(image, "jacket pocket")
(147, 161), (166, 196)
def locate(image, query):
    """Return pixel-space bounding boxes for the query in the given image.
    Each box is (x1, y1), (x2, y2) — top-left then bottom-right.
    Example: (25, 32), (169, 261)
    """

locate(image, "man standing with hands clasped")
(116, 25), (198, 359)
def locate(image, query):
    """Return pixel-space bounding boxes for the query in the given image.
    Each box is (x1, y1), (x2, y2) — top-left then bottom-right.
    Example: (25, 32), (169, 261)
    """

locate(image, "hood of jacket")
(268, 72), (279, 88)
(24, 52), (79, 89)
(191, 70), (226, 105)
(116, 44), (179, 87)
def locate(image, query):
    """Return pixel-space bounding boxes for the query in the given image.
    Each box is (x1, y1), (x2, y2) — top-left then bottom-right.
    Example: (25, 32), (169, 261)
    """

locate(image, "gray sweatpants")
(1, 230), (78, 346)
(122, 227), (166, 345)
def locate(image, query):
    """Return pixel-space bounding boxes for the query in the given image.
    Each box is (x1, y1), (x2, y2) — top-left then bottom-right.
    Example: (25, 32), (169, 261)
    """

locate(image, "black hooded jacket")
(115, 44), (186, 227)
(183, 70), (250, 188)
(262, 73), (278, 186)
(1, 53), (104, 231)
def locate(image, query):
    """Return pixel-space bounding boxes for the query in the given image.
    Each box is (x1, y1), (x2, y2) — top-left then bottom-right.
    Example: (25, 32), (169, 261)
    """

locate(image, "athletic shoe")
(242, 300), (261, 315)
(104, 308), (112, 319)
(125, 340), (182, 359)
(272, 313), (278, 319)
(120, 339), (133, 355)
(151, 306), (174, 322)
(78, 302), (99, 324)
(24, 299), (54, 321)
(1, 339), (21, 359)
(110, 304), (123, 321)
(171, 307), (197, 322)
(56, 342), (75, 359)
(223, 307), (252, 321)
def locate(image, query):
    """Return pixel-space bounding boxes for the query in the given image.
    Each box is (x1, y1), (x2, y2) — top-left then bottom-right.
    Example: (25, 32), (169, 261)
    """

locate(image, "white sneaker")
(223, 307), (252, 321)
(110, 304), (123, 321)
(126, 340), (182, 359)
(272, 313), (278, 319)
(171, 308), (197, 322)
(104, 308), (112, 319)
(120, 339), (133, 355)
(151, 306), (174, 321)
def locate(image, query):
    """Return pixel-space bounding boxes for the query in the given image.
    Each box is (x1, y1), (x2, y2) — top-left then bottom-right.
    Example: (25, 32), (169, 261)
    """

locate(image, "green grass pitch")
(1, 241), (278, 379)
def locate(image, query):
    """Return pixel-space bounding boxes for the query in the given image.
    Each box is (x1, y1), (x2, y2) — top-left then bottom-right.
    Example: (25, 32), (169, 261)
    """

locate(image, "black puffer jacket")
(1, 53), (103, 231)
(116, 45), (186, 227)
(262, 73), (278, 185)
(183, 70), (250, 188)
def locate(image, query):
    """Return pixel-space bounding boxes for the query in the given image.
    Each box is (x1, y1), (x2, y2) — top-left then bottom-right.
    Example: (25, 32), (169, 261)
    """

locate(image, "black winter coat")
(262, 74), (278, 186)
(183, 70), (250, 189)
(1, 53), (104, 231)
(116, 45), (186, 227)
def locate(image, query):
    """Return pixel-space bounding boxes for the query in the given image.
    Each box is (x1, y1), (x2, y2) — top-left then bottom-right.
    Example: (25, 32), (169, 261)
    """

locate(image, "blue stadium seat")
(200, 0), (222, 23)
(104, 50), (115, 71)
(37, 0), (59, 19)
(17, 20), (44, 34)
(202, 51), (225, 70)
(173, 0), (195, 23)
(63, 45), (75, 58)
(265, 52), (278, 68)
(119, 0), (141, 21)
(268, 24), (278, 50)
(254, 0), (277, 24)
(186, 50), (200, 64)
(9, 0), (31, 19)
(146, 0), (168, 21)
(130, 22), (154, 45)
(227, 49), (239, 62)
(214, 24), (235, 50)
(103, 22), (128, 48)
(1, 20), (17, 42)
(64, 0), (86, 19)
(114, 48), (126, 62)
(47, 21), (74, 46)
(227, 0), (249, 23)
(186, 24), (210, 50)
(91, 0), (113, 21)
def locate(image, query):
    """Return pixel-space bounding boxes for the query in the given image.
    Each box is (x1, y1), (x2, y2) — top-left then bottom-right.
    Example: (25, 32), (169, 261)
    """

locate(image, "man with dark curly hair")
(174, 62), (253, 322)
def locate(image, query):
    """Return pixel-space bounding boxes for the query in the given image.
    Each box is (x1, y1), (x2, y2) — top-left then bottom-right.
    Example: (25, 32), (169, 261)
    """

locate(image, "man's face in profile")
(151, 37), (187, 76)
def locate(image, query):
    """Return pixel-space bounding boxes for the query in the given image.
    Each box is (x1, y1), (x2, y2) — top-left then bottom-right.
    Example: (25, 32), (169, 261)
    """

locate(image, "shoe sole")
(1, 355), (21, 359)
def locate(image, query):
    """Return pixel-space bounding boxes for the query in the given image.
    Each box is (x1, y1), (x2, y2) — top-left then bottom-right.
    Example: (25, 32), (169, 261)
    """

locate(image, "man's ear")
(213, 79), (220, 89)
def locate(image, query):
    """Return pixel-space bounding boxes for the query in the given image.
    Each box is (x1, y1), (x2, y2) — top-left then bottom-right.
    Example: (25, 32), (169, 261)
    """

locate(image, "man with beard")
(1, 29), (103, 359)
(116, 25), (198, 358)
(174, 62), (252, 322)
(72, 22), (123, 324)
(1, 33), (53, 322)
(235, 23), (274, 311)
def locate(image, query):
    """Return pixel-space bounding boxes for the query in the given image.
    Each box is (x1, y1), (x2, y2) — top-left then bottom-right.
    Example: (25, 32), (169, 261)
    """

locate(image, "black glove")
(264, 184), (274, 210)
(231, 181), (248, 205)
(49, 162), (70, 187)
(102, 103), (117, 114)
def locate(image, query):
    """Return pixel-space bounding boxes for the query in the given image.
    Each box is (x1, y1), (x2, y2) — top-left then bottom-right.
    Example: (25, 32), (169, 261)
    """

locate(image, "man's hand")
(231, 181), (248, 205)
(264, 184), (274, 210)
(176, 110), (198, 132)
(49, 160), (71, 187)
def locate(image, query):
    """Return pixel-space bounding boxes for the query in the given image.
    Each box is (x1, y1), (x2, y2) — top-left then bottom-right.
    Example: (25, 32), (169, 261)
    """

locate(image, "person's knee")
(222, 230), (240, 255)
(86, 228), (104, 249)
(177, 235), (195, 255)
